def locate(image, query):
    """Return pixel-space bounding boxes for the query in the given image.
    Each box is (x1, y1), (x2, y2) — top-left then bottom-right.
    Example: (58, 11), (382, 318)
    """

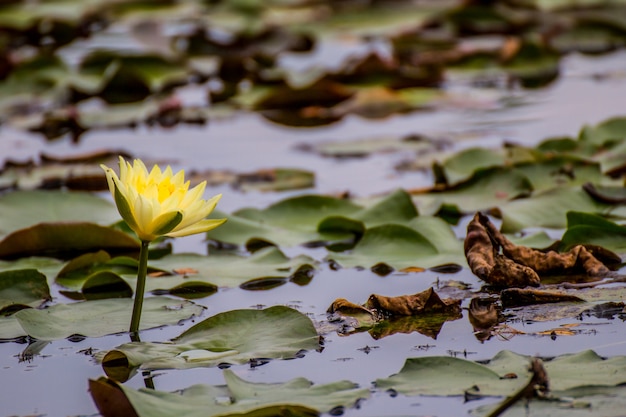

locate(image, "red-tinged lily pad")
(0, 222), (140, 260)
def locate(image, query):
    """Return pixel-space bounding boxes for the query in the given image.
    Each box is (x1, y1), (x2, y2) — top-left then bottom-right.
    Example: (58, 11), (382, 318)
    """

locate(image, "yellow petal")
(134, 195), (156, 240)
(150, 211), (183, 236)
(166, 218), (227, 238)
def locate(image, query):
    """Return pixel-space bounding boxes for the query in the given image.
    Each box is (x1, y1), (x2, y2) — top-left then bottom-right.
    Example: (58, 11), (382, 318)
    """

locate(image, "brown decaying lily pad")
(464, 212), (616, 288)
(328, 287), (461, 319)
(327, 288), (462, 339)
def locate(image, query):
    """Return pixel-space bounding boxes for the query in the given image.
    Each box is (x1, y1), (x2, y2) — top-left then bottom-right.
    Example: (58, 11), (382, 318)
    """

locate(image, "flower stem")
(130, 240), (150, 335)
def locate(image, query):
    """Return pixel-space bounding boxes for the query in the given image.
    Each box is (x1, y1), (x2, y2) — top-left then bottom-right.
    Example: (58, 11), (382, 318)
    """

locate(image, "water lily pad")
(0, 257), (65, 283)
(302, 133), (443, 159)
(472, 386), (626, 417)
(92, 367), (367, 417)
(56, 247), (316, 293)
(513, 156), (614, 193)
(0, 222), (140, 260)
(207, 189), (418, 248)
(0, 315), (30, 341)
(375, 349), (626, 397)
(77, 51), (190, 103)
(0, 190), (120, 236)
(81, 271), (134, 300)
(579, 116), (626, 148)
(499, 187), (613, 233)
(235, 168), (315, 192)
(412, 167), (533, 216)
(375, 352), (523, 397)
(434, 147), (506, 186)
(560, 211), (626, 254)
(7, 297), (204, 340)
(0, 269), (51, 314)
(147, 247), (317, 290)
(100, 306), (320, 372)
(329, 216), (465, 270)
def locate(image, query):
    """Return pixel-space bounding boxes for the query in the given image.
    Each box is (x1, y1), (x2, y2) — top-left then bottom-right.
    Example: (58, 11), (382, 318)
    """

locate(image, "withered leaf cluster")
(464, 212), (618, 288)
(327, 287), (462, 338)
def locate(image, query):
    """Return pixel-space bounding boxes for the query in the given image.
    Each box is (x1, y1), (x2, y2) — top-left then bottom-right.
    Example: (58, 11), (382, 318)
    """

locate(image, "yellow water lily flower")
(101, 157), (226, 242)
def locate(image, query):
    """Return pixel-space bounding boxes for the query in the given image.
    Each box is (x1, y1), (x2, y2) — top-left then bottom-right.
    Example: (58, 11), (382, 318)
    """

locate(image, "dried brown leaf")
(365, 287), (461, 317)
(465, 212), (614, 288)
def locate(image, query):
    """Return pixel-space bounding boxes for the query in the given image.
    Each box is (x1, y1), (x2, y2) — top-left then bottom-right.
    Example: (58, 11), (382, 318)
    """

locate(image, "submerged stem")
(130, 240), (150, 335)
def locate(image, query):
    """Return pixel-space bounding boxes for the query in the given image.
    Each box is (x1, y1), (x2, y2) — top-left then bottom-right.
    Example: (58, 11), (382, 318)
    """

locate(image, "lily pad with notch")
(0, 296), (205, 341)
(99, 305), (320, 373)
(91, 367), (368, 417)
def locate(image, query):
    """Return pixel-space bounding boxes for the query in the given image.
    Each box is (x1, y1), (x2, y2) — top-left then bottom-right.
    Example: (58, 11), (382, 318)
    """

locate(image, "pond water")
(1, 49), (626, 417)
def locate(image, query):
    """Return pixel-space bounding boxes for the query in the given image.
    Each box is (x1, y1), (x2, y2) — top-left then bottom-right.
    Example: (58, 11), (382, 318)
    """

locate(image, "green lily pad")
(6, 297), (204, 341)
(502, 39), (561, 88)
(547, 350), (626, 392)
(0, 222), (140, 260)
(329, 216), (465, 270)
(91, 367), (367, 417)
(375, 349), (626, 397)
(55, 251), (139, 291)
(207, 189), (418, 248)
(375, 352), (523, 397)
(499, 187), (614, 233)
(304, 134), (442, 159)
(434, 147), (506, 186)
(207, 195), (360, 247)
(0, 190), (120, 236)
(100, 306), (320, 372)
(147, 247), (317, 290)
(77, 51), (190, 103)
(301, 3), (440, 37)
(81, 271), (134, 300)
(506, 231), (557, 249)
(593, 140), (626, 176)
(0, 315), (30, 341)
(579, 116), (626, 147)
(473, 386), (626, 417)
(56, 247), (316, 293)
(513, 156), (615, 193)
(560, 211), (626, 254)
(412, 167), (533, 216)
(0, 257), (65, 284)
(0, 269), (51, 314)
(0, 55), (69, 114)
(158, 281), (218, 300)
(236, 168), (315, 192)
(550, 23), (626, 55)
